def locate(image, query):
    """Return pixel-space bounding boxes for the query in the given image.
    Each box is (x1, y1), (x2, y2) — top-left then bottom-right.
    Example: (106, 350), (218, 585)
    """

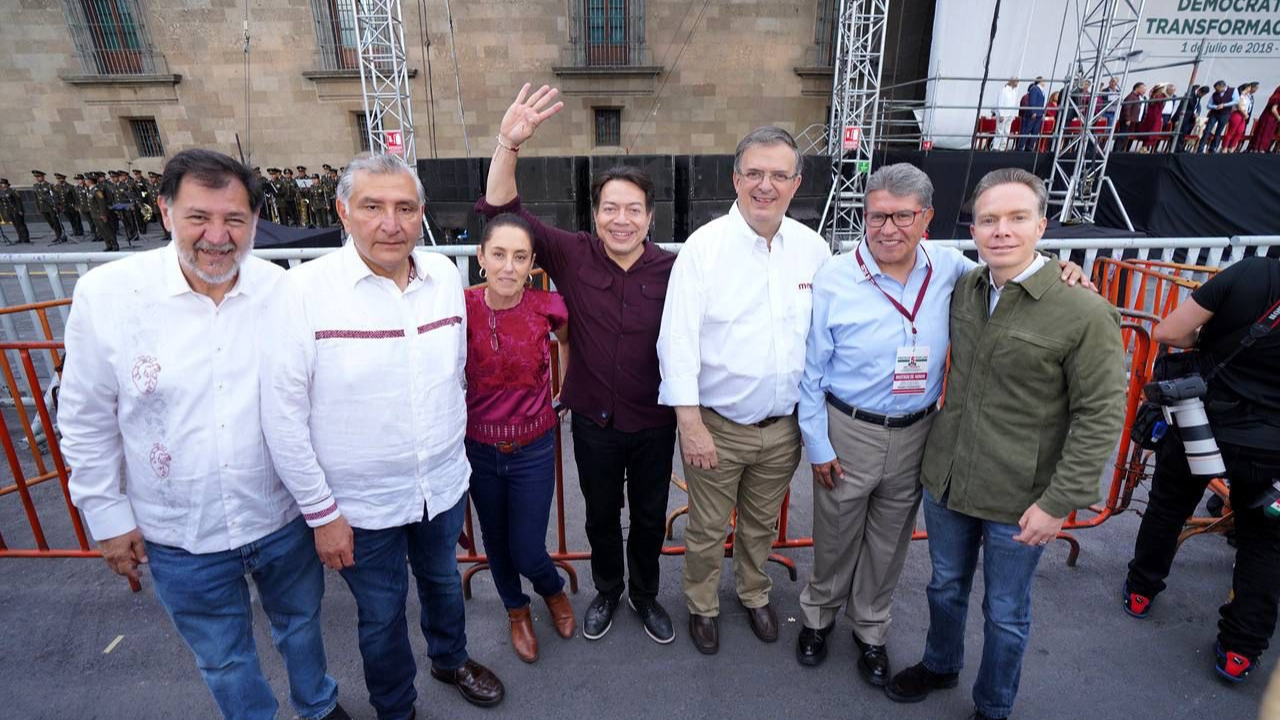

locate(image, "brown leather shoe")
(508, 605), (538, 663)
(743, 602), (778, 643)
(689, 613), (719, 655)
(430, 659), (505, 707)
(544, 590), (576, 639)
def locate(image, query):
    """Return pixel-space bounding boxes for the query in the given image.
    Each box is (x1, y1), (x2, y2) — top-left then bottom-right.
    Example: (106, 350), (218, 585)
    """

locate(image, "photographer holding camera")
(1123, 256), (1280, 684)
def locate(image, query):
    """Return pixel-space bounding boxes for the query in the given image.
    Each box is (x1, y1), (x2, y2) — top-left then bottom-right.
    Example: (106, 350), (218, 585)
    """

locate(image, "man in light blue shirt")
(795, 164), (1087, 687)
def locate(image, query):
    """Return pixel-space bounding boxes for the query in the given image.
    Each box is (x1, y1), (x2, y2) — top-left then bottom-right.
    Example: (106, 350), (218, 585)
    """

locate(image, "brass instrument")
(267, 196), (281, 224)
(299, 197), (310, 228)
(140, 203), (154, 222)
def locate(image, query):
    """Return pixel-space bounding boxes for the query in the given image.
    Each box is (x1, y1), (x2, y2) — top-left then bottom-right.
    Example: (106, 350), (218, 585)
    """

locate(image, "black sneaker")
(970, 711), (1006, 720)
(582, 593), (619, 640)
(885, 662), (959, 703)
(319, 703), (354, 720)
(629, 597), (675, 644)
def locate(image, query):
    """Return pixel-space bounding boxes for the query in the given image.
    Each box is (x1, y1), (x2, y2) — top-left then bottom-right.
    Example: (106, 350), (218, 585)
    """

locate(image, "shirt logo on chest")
(149, 442), (172, 479)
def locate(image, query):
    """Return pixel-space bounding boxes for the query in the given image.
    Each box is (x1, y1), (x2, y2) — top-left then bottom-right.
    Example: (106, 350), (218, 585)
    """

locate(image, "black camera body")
(1144, 374), (1208, 406)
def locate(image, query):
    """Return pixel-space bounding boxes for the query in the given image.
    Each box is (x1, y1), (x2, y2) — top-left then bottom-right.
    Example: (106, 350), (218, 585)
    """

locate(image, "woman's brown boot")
(509, 605), (538, 663)
(544, 590), (577, 639)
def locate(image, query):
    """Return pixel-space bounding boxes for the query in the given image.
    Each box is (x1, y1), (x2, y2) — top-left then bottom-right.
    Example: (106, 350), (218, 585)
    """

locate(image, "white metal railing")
(2, 236), (1278, 346)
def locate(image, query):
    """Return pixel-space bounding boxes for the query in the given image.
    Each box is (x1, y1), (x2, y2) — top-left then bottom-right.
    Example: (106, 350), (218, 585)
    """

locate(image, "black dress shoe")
(430, 659), (505, 707)
(629, 597), (675, 644)
(583, 593), (619, 640)
(884, 662), (959, 703)
(796, 625), (833, 667)
(853, 635), (891, 687)
(742, 602), (778, 643)
(970, 711), (1006, 720)
(689, 613), (719, 654)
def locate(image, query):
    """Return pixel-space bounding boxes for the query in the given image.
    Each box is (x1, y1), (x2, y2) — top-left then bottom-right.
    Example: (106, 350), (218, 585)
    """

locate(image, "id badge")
(892, 345), (930, 395)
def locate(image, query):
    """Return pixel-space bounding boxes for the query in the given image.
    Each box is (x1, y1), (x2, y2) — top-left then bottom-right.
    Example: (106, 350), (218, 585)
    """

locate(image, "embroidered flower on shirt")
(131, 355), (162, 395)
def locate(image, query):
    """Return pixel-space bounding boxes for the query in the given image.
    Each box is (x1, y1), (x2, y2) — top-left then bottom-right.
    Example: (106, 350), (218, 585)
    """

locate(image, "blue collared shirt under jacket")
(799, 241), (975, 465)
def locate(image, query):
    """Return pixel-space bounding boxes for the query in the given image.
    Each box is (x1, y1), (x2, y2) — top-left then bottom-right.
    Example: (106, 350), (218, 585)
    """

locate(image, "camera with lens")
(1143, 373), (1226, 478)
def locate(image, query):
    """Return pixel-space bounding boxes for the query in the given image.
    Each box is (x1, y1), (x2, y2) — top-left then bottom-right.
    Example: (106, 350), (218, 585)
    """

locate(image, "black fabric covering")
(1097, 153), (1280, 237)
(253, 220), (342, 249)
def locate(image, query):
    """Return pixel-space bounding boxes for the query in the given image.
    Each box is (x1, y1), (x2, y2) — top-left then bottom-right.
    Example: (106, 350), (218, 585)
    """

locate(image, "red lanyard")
(855, 243), (933, 340)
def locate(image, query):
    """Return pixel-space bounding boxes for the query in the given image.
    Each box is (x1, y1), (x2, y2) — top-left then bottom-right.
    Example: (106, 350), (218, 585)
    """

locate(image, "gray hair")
(971, 168), (1049, 218)
(336, 153), (426, 206)
(865, 164), (934, 208)
(733, 126), (804, 177)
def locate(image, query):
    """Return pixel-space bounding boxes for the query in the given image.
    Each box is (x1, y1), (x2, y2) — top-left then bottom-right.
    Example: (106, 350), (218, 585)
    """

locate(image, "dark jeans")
(465, 430), (565, 609)
(339, 498), (469, 720)
(571, 412), (677, 601)
(1127, 436), (1280, 659)
(1198, 113), (1231, 153)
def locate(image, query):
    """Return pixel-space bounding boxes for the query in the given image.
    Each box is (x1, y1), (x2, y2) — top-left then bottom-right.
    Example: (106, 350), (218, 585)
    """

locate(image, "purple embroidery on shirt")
(150, 443), (172, 479)
(132, 355), (161, 395)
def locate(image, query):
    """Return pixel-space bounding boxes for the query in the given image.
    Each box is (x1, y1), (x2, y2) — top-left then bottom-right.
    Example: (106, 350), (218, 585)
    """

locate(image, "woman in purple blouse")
(464, 213), (575, 663)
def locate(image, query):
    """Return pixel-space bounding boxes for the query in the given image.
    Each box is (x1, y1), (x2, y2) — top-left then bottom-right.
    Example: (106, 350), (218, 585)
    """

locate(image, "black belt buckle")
(827, 392), (933, 429)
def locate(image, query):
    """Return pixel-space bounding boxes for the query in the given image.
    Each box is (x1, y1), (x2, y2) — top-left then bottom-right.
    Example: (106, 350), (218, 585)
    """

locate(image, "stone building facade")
(0, 0), (898, 178)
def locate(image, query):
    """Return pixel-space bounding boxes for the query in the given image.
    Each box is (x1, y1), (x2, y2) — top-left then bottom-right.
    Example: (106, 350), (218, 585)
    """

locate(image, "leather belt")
(493, 436), (540, 454)
(709, 407), (792, 429)
(825, 392), (936, 429)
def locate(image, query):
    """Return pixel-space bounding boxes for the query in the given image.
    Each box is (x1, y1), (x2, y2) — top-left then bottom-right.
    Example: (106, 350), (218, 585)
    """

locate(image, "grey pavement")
(0, 419), (1265, 720)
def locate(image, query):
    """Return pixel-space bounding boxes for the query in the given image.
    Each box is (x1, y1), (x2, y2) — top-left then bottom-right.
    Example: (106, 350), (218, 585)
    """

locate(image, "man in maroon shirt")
(476, 84), (679, 646)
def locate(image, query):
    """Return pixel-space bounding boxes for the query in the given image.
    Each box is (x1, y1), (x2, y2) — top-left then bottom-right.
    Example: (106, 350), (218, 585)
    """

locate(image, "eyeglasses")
(866, 209), (927, 228)
(488, 310), (499, 353)
(738, 170), (799, 185)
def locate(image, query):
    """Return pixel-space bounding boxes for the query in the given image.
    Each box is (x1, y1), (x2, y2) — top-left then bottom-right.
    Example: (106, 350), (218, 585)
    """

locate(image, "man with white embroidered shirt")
(59, 149), (348, 720)
(658, 126), (831, 655)
(260, 154), (504, 720)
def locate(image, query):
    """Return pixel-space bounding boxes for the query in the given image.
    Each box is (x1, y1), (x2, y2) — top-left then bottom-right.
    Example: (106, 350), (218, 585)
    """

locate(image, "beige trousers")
(681, 407), (802, 616)
(798, 405), (933, 645)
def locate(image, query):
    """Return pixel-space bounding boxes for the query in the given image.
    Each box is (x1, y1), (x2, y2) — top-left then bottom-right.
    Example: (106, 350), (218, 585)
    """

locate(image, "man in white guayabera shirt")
(260, 154), (504, 720)
(59, 149), (349, 720)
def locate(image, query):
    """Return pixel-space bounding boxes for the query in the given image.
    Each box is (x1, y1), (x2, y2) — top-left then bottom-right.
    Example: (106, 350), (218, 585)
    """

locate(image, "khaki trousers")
(682, 407), (802, 616)
(798, 405), (933, 645)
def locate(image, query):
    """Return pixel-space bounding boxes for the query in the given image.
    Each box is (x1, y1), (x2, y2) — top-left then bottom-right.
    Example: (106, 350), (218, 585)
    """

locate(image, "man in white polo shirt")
(658, 126), (832, 655)
(60, 149), (347, 720)
(260, 154), (504, 720)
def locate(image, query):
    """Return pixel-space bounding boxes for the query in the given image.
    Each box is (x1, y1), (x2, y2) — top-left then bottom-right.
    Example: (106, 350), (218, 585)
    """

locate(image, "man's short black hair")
(590, 165), (656, 213)
(1214, 80), (1227, 89)
(158, 148), (263, 213)
(1132, 82), (1145, 92)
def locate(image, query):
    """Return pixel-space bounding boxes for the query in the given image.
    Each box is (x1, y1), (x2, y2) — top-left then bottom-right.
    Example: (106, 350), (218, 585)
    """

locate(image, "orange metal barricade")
(0, 299), (140, 590)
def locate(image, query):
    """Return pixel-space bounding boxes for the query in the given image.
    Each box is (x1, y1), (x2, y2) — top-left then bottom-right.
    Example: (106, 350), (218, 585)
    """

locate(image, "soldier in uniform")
(148, 172), (169, 240)
(52, 172), (84, 241)
(309, 174), (329, 227)
(86, 172), (118, 251)
(0, 178), (31, 244)
(324, 166), (339, 225)
(265, 167), (284, 224)
(110, 170), (141, 245)
(75, 174), (96, 243)
(294, 166), (310, 227)
(281, 167), (299, 226)
(131, 169), (151, 236)
(32, 170), (68, 243)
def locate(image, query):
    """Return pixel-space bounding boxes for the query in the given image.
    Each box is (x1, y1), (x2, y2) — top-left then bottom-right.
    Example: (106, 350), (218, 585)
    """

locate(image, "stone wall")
(0, 0), (842, 179)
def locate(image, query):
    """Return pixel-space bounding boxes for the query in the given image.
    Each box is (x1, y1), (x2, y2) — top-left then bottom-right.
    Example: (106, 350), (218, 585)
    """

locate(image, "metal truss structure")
(1048, 0), (1146, 225)
(819, 0), (889, 252)
(352, 0), (437, 243)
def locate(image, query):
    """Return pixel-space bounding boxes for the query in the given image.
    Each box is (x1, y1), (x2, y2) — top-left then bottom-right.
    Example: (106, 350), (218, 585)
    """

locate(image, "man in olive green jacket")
(885, 168), (1126, 720)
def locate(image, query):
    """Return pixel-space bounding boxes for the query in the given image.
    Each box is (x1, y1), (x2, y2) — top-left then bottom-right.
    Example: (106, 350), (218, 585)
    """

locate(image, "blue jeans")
(146, 515), (338, 720)
(1199, 113), (1230, 152)
(921, 489), (1045, 719)
(339, 496), (469, 720)
(465, 430), (565, 609)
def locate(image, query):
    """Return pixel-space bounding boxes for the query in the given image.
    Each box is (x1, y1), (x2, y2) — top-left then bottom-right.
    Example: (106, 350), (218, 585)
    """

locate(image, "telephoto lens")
(1143, 376), (1226, 478)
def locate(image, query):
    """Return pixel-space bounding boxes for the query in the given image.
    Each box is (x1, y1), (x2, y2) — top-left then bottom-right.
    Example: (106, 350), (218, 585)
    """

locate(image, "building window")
(310, 0), (360, 71)
(594, 108), (622, 147)
(355, 112), (371, 153)
(129, 118), (163, 157)
(61, 0), (165, 75)
(815, 0), (839, 66)
(568, 0), (646, 67)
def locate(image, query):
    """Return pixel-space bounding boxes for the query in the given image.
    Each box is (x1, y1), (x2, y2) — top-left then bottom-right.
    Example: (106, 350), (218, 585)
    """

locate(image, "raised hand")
(499, 83), (565, 148)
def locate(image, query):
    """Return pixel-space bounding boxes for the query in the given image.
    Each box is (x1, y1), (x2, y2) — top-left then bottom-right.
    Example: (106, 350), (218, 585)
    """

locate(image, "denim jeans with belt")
(338, 496), (469, 720)
(921, 488), (1045, 720)
(146, 515), (338, 720)
(465, 429), (565, 609)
